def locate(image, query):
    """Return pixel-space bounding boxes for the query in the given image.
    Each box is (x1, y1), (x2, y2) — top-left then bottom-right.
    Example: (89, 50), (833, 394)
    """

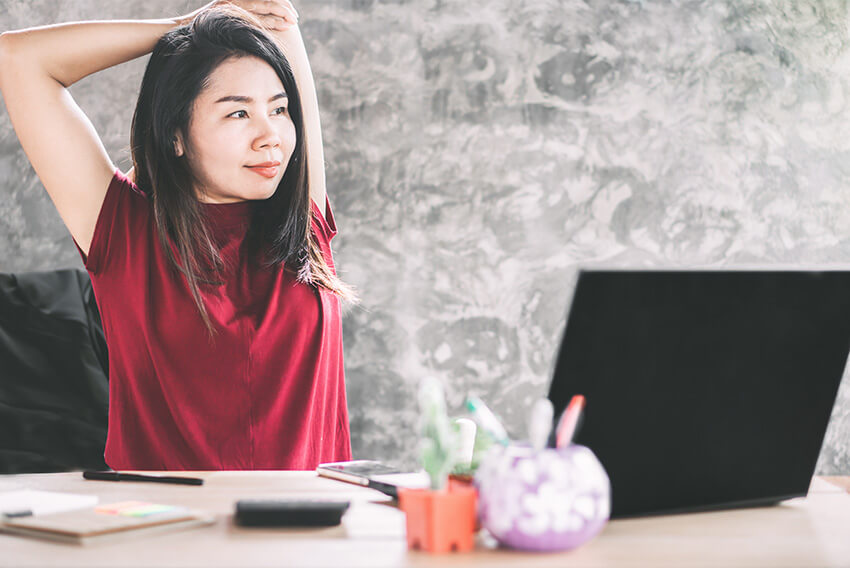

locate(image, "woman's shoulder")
(311, 194), (338, 241)
(77, 167), (150, 274)
(116, 167), (150, 200)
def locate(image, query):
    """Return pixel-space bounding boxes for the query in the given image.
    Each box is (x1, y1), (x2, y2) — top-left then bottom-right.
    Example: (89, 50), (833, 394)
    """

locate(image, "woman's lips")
(245, 165), (279, 178)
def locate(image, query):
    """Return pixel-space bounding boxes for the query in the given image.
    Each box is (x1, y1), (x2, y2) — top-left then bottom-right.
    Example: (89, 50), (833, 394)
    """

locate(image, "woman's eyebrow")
(214, 92), (288, 104)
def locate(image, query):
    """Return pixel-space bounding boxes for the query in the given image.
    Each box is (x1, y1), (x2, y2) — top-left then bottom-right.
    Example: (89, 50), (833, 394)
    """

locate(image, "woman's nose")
(253, 117), (281, 150)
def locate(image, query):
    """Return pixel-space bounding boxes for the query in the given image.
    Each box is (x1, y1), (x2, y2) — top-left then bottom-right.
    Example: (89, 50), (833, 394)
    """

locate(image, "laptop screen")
(547, 270), (850, 518)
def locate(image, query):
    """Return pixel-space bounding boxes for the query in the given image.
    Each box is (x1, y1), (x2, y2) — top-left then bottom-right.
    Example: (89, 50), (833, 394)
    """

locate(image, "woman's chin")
(255, 187), (279, 201)
(247, 178), (282, 200)
(240, 185), (279, 201)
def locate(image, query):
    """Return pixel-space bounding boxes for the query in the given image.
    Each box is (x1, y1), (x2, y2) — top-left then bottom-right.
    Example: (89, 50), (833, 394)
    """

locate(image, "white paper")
(0, 490), (98, 517)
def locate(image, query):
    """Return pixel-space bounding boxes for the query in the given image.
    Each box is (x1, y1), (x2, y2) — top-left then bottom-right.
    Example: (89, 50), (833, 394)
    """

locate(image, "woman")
(0, 1), (359, 470)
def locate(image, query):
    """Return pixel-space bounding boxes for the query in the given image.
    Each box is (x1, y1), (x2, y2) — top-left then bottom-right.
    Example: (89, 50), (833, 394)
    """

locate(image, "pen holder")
(474, 443), (610, 552)
(398, 478), (477, 554)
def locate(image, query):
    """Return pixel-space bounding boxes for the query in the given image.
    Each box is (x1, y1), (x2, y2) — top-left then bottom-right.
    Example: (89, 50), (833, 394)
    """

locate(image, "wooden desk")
(2, 472), (849, 567)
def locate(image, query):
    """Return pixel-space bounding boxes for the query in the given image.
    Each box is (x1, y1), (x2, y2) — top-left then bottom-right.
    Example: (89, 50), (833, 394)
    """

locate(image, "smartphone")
(316, 460), (429, 498)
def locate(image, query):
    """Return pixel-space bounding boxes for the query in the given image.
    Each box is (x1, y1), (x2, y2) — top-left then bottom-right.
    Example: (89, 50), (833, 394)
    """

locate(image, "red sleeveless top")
(73, 169), (351, 470)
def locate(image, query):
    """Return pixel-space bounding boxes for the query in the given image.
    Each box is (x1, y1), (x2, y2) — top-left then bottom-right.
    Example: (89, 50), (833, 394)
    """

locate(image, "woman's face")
(177, 55), (297, 203)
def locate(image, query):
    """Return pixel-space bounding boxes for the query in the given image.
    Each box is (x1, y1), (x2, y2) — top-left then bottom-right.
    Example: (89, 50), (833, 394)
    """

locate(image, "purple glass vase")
(474, 443), (611, 552)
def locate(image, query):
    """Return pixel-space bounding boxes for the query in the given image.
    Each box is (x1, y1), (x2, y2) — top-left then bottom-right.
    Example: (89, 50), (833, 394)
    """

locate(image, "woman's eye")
(227, 108), (286, 119)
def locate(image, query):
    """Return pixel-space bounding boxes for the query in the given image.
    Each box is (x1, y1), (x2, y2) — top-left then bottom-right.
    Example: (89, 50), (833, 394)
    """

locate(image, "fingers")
(248, 0), (299, 30)
(277, 0), (299, 21)
(254, 14), (293, 31)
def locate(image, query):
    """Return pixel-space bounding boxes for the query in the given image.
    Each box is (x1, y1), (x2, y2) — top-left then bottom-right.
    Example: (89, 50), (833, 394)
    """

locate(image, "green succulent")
(418, 377), (459, 490)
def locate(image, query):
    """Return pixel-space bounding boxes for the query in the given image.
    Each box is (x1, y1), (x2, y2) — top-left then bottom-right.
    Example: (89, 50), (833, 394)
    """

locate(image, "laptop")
(547, 269), (850, 519)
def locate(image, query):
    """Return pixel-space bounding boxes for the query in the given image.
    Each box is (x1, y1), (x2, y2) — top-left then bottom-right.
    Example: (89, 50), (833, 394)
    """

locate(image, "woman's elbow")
(0, 30), (20, 58)
(0, 31), (21, 90)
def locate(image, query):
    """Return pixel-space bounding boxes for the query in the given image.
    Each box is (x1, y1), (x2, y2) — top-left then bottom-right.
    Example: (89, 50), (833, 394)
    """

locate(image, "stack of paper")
(0, 490), (98, 517)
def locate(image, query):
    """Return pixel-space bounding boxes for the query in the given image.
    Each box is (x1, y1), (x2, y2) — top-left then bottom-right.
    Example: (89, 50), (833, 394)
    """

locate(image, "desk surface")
(2, 472), (849, 567)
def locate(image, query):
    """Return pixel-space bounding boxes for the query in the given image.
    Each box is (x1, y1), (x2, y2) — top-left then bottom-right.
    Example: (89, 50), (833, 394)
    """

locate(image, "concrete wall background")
(2, 0), (850, 473)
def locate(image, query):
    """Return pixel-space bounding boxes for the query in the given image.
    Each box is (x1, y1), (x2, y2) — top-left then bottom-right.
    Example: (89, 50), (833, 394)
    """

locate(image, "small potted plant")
(397, 377), (478, 554)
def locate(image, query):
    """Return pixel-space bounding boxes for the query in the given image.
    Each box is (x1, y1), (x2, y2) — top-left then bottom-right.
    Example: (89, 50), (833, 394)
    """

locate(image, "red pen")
(555, 395), (586, 448)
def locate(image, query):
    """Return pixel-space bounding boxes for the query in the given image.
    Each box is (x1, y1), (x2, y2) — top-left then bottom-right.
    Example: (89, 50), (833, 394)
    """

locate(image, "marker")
(465, 397), (510, 446)
(555, 395), (586, 448)
(83, 471), (204, 486)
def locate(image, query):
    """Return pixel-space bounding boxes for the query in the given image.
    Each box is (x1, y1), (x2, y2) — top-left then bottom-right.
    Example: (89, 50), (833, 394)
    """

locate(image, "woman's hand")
(178, 1), (299, 31)
(223, 0), (299, 31)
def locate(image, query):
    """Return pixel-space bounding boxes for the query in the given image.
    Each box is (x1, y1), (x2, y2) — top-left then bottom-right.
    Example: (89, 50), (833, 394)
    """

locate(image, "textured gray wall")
(2, 0), (850, 473)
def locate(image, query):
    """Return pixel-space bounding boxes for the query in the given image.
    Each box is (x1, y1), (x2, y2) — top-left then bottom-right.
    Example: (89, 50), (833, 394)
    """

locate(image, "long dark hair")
(130, 6), (358, 340)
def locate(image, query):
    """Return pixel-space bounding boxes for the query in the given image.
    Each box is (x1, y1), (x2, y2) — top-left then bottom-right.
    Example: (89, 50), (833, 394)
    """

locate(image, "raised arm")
(0, 8), (207, 257)
(278, 28), (327, 218)
(255, 4), (327, 219)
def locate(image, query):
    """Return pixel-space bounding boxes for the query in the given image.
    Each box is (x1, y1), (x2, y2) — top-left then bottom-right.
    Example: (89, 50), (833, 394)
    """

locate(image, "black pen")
(83, 470), (204, 486)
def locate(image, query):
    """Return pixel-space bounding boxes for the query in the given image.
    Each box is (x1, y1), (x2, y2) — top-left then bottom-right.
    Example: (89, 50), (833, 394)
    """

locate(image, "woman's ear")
(173, 132), (185, 157)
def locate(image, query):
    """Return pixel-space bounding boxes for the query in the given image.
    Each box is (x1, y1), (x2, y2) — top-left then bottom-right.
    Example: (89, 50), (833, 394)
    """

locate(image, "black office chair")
(0, 268), (109, 473)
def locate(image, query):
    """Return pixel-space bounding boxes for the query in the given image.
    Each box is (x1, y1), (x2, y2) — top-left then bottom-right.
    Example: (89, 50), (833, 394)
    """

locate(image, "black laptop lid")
(547, 270), (850, 519)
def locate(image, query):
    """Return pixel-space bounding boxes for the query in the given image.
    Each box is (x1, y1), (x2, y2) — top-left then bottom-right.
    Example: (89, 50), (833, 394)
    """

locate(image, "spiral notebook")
(0, 500), (216, 545)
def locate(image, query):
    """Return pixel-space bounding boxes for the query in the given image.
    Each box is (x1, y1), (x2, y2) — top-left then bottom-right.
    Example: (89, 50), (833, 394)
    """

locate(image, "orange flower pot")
(447, 475), (481, 531)
(397, 481), (477, 554)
